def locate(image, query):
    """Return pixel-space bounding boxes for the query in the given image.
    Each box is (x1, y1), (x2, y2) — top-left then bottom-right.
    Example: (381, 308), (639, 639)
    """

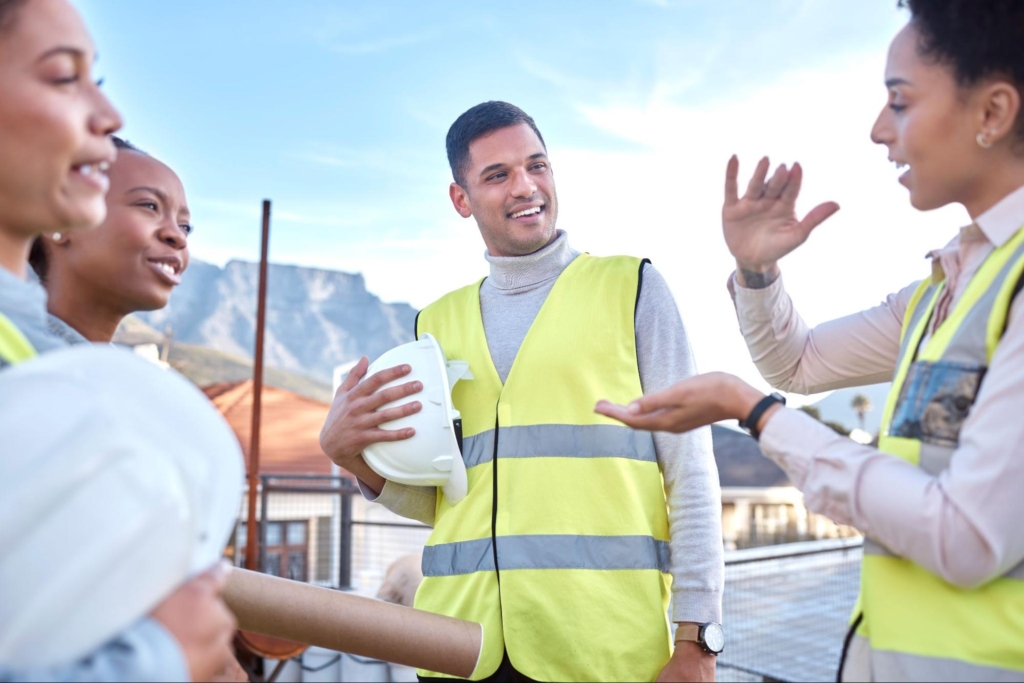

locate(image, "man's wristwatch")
(675, 622), (725, 656)
(739, 392), (786, 440)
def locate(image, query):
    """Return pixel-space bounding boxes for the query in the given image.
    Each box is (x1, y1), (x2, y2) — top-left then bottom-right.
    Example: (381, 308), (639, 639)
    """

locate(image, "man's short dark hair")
(446, 101), (546, 188)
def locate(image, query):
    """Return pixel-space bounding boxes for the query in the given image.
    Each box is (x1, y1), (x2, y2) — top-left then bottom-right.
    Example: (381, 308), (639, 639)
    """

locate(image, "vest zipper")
(836, 611), (863, 683)
(491, 413), (501, 585)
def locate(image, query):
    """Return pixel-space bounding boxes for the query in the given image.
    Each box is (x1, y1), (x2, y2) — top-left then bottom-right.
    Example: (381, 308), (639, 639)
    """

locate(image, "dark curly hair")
(0, 0), (27, 35)
(900, 0), (1024, 142)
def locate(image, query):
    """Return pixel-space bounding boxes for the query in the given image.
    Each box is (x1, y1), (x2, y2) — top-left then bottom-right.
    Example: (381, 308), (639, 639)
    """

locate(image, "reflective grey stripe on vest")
(896, 282), (942, 368)
(864, 538), (1024, 580)
(461, 424), (657, 469)
(869, 647), (1024, 682)
(422, 534), (670, 577)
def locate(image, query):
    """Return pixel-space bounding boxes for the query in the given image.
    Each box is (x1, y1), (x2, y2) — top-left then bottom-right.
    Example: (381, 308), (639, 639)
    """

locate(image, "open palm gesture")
(723, 155), (839, 271)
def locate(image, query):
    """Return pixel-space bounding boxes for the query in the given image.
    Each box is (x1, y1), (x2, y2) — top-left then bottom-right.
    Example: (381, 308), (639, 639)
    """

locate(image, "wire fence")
(235, 475), (863, 682)
(718, 539), (863, 682)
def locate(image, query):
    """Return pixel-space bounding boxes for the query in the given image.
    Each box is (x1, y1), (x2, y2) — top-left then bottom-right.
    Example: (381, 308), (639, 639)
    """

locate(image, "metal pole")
(259, 475), (270, 573)
(245, 199), (272, 571)
(339, 491), (352, 589)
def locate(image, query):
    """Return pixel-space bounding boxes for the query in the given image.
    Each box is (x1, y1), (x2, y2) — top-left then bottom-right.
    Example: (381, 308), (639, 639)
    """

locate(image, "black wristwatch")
(675, 622), (725, 656)
(739, 392), (786, 440)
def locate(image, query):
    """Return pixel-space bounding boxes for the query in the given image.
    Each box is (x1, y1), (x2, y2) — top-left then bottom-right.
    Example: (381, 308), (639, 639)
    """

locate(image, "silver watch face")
(701, 623), (725, 653)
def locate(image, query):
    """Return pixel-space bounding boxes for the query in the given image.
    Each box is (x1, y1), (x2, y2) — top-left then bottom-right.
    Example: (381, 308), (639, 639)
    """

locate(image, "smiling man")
(321, 101), (723, 682)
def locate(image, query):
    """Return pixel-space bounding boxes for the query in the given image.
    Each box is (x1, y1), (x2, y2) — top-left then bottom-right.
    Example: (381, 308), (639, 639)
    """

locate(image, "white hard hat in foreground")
(0, 346), (244, 670)
(362, 334), (473, 504)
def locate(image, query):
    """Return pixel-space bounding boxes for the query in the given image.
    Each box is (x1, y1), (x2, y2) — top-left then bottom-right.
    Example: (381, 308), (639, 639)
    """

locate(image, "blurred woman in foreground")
(0, 1), (237, 681)
(598, 0), (1024, 680)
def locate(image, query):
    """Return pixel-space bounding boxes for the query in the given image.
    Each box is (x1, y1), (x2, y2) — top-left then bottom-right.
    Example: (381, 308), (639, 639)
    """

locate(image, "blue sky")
(75, 0), (969, 393)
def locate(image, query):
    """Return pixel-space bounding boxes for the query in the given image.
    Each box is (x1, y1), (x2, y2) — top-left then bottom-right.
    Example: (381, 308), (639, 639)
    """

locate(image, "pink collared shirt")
(730, 183), (1024, 588)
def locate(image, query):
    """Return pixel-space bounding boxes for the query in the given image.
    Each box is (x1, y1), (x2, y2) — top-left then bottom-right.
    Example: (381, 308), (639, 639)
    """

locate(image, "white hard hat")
(0, 345), (244, 670)
(362, 334), (472, 504)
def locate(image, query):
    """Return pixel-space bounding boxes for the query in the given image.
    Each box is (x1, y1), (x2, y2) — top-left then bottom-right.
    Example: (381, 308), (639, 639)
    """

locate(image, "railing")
(719, 538), (863, 682)
(236, 475), (863, 682)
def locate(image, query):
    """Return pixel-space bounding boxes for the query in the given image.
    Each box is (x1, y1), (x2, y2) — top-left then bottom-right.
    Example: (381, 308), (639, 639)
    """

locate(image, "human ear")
(978, 80), (1021, 146)
(449, 182), (473, 218)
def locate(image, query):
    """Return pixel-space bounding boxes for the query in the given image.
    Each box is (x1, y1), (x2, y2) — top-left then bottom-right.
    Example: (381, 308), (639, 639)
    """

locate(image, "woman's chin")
(56, 201), (108, 234)
(908, 190), (952, 213)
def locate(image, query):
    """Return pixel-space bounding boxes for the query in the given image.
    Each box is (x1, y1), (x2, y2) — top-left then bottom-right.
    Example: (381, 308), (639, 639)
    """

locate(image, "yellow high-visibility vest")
(414, 254), (672, 682)
(0, 311), (36, 369)
(844, 225), (1024, 681)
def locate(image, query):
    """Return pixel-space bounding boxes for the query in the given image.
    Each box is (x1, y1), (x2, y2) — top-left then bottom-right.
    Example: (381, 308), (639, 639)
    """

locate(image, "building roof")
(711, 424), (790, 488)
(203, 380), (347, 477)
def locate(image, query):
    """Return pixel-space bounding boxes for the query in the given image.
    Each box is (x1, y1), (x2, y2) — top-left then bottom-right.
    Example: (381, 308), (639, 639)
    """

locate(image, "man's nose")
(509, 168), (537, 197)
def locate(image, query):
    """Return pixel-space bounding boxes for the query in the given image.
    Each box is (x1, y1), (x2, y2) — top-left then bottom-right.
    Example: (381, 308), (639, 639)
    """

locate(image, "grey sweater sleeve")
(1, 618), (190, 682)
(358, 478), (437, 527)
(635, 264), (724, 623)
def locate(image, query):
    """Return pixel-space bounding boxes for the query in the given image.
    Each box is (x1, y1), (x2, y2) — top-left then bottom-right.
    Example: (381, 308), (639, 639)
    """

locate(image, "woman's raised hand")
(723, 156), (839, 279)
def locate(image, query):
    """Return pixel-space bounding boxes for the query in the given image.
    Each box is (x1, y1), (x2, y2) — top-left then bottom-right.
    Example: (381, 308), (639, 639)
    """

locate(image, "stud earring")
(51, 233), (62, 241)
(976, 131), (994, 149)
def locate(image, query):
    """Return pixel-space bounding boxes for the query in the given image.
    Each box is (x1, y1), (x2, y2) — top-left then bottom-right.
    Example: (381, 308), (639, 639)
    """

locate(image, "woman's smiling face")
(54, 149), (192, 313)
(0, 0), (122, 242)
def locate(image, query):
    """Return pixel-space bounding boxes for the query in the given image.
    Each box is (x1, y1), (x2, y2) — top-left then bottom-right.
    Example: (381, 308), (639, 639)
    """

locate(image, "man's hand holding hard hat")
(320, 357), (424, 494)
(321, 335), (472, 502)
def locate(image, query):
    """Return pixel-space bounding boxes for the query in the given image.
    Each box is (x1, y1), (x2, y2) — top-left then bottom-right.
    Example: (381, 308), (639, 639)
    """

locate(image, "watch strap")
(674, 623), (700, 643)
(740, 392), (786, 440)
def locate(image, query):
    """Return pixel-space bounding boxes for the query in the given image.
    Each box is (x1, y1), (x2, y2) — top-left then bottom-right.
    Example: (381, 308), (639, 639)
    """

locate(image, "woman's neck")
(45, 272), (125, 343)
(963, 158), (1024, 221)
(0, 230), (31, 279)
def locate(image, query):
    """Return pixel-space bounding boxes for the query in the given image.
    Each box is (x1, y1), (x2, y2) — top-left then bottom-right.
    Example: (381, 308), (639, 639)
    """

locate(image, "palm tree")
(851, 394), (873, 432)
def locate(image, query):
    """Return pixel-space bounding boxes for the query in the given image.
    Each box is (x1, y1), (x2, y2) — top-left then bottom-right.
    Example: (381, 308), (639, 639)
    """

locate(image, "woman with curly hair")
(599, 1), (1024, 680)
(28, 136), (192, 345)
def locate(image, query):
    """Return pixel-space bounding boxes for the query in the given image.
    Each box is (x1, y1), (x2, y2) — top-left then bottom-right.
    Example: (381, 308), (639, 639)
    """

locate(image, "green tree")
(851, 394), (873, 432)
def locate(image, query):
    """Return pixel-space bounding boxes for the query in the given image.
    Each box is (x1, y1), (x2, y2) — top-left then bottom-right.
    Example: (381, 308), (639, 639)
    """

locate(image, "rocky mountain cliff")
(135, 259), (417, 383)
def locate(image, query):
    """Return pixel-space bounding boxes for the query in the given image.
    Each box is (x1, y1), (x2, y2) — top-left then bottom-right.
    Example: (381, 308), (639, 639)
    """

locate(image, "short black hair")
(900, 0), (1024, 142)
(113, 136), (147, 156)
(29, 136), (148, 283)
(0, 0), (27, 35)
(446, 101), (546, 187)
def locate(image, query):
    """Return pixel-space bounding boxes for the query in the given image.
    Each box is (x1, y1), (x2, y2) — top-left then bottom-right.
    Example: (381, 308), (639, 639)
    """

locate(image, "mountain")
(810, 382), (891, 434)
(134, 259), (417, 383)
(113, 315), (334, 402)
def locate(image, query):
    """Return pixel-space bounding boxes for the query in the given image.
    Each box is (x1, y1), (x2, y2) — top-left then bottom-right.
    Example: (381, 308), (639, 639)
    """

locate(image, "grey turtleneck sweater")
(371, 231), (723, 623)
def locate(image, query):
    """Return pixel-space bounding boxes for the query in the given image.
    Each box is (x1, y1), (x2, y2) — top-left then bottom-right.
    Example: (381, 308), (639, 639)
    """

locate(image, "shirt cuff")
(758, 408), (862, 526)
(127, 617), (192, 682)
(671, 589), (723, 624)
(728, 270), (787, 323)
(357, 477), (382, 501)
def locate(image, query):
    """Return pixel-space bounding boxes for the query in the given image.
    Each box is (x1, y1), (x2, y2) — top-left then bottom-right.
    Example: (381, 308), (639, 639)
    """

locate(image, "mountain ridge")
(135, 258), (417, 383)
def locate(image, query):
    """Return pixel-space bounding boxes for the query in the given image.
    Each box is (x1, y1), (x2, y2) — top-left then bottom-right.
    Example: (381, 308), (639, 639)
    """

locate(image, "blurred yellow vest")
(0, 311), (36, 369)
(845, 225), (1024, 681)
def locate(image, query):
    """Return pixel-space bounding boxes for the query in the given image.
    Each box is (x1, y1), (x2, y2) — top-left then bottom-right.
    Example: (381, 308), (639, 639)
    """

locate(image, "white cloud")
(284, 48), (967, 398)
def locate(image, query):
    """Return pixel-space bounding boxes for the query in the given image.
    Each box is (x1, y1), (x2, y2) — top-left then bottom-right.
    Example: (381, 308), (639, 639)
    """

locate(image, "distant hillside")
(133, 259), (417, 383)
(114, 316), (332, 403)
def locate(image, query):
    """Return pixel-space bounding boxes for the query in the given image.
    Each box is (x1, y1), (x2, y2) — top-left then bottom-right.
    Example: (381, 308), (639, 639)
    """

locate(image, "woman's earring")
(976, 131), (994, 149)
(51, 233), (62, 241)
